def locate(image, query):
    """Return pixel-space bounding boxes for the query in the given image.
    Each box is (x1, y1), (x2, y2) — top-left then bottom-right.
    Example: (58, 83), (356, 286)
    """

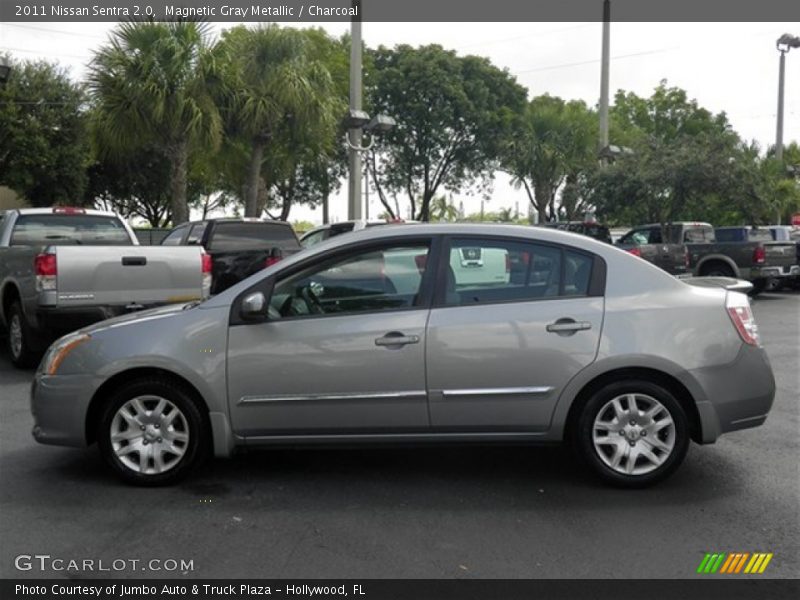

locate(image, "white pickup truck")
(0, 207), (211, 367)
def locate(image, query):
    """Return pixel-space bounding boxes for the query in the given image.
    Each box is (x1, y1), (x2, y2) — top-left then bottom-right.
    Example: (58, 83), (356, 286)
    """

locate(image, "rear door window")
(161, 226), (188, 246)
(443, 238), (595, 306)
(186, 222), (208, 246)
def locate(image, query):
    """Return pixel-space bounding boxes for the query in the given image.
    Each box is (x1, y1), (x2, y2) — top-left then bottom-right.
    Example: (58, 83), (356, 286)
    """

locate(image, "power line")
(0, 46), (91, 61)
(513, 47), (679, 75)
(458, 24), (595, 51)
(1, 23), (106, 40)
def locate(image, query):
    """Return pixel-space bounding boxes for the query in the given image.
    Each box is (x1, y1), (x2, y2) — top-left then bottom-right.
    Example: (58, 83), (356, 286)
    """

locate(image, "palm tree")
(428, 195), (459, 222)
(216, 25), (340, 217)
(89, 21), (222, 225)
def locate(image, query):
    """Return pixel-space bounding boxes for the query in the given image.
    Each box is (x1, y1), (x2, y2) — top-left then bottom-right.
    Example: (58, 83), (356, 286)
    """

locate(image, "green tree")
(216, 24), (340, 218)
(591, 82), (741, 227)
(501, 95), (596, 223)
(367, 44), (527, 221)
(428, 195), (459, 222)
(89, 21), (222, 225)
(0, 56), (89, 206)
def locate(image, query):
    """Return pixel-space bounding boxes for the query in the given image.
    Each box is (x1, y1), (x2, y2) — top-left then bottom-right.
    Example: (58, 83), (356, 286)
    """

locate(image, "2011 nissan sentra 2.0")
(30, 224), (775, 487)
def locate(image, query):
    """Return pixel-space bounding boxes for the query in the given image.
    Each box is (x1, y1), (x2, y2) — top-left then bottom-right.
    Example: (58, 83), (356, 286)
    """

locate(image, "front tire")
(574, 380), (689, 488)
(97, 378), (209, 486)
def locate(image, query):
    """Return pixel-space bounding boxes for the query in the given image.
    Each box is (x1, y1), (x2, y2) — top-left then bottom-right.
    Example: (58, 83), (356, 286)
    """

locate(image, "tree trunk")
(533, 182), (549, 224)
(244, 139), (265, 217)
(322, 176), (330, 224)
(169, 140), (189, 225)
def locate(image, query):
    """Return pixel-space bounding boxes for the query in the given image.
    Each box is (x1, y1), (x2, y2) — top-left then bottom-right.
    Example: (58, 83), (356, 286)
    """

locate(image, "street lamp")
(776, 33), (800, 162)
(344, 111), (397, 220)
(0, 56), (11, 86)
(598, 0), (611, 155)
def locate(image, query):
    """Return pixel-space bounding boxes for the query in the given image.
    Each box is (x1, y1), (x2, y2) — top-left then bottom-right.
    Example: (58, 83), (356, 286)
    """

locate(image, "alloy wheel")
(592, 393), (676, 476)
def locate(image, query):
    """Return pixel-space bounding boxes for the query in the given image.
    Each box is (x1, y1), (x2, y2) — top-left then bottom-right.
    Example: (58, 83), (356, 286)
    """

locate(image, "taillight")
(726, 292), (760, 346)
(753, 245), (766, 264)
(35, 252), (57, 291)
(264, 248), (283, 268)
(52, 207), (85, 214)
(201, 253), (212, 298)
(627, 247), (642, 258)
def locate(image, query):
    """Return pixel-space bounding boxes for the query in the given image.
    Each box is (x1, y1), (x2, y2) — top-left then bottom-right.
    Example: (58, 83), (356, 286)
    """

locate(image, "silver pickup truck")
(0, 207), (211, 367)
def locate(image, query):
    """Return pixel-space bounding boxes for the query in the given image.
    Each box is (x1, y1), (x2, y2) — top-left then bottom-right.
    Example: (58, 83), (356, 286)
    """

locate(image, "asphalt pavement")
(1, 292), (798, 580)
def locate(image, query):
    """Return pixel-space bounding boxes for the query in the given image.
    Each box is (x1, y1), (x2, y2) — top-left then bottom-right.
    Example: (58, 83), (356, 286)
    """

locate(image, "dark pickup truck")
(618, 222), (797, 294)
(615, 225), (691, 278)
(163, 218), (302, 294)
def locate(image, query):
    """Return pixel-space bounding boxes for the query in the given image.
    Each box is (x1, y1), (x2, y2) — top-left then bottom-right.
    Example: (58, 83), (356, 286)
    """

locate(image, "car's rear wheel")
(575, 380), (689, 487)
(6, 301), (44, 368)
(97, 378), (208, 485)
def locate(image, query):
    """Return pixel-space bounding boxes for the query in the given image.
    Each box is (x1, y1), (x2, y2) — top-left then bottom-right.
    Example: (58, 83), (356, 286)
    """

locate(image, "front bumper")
(689, 343), (775, 443)
(31, 373), (98, 447)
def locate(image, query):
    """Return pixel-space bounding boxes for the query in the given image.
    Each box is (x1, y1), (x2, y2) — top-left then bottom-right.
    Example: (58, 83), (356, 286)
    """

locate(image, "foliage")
(367, 44), (527, 221)
(89, 21), (222, 225)
(501, 95), (596, 223)
(215, 25), (342, 218)
(0, 57), (90, 206)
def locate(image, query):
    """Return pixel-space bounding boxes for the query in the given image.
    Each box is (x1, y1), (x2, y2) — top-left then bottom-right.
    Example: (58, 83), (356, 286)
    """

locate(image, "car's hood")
(76, 303), (192, 335)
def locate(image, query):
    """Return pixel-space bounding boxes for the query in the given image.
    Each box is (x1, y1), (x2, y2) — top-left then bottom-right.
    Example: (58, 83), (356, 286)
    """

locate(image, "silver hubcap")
(592, 393), (676, 476)
(110, 395), (189, 475)
(9, 315), (22, 359)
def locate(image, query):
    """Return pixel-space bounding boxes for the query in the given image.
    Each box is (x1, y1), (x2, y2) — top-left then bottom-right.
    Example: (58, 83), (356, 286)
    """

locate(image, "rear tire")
(6, 301), (44, 369)
(700, 263), (735, 278)
(748, 279), (767, 297)
(97, 378), (209, 486)
(574, 380), (690, 488)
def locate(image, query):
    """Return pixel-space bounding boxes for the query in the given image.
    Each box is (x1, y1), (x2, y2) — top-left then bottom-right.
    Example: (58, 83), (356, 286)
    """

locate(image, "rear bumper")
(31, 373), (98, 447)
(752, 265), (800, 279)
(689, 344), (775, 443)
(35, 305), (157, 334)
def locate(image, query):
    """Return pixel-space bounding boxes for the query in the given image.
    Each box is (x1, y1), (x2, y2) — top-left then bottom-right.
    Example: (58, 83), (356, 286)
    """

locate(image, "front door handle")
(546, 319), (592, 335)
(375, 332), (420, 347)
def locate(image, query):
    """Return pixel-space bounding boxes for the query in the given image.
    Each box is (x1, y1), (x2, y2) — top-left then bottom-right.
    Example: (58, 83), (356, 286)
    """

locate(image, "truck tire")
(699, 262), (735, 278)
(6, 301), (44, 369)
(748, 279), (767, 297)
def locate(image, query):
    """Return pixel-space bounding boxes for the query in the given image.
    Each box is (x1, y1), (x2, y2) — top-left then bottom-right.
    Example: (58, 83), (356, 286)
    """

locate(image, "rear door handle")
(375, 332), (420, 347)
(546, 319), (592, 334)
(122, 256), (147, 266)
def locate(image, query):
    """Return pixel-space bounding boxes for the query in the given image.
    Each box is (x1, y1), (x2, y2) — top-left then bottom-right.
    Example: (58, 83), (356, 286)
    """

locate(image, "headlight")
(43, 334), (91, 376)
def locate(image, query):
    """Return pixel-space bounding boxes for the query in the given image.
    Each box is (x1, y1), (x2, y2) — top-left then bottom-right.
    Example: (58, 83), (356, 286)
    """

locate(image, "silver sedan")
(30, 224), (775, 487)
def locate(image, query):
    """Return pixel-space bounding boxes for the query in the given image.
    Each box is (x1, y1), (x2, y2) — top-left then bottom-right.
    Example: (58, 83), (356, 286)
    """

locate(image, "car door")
(426, 236), (604, 431)
(227, 238), (437, 437)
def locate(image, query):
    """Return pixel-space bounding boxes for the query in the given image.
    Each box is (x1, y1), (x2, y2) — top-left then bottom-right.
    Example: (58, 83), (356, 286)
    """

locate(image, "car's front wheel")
(97, 378), (208, 485)
(575, 380), (690, 487)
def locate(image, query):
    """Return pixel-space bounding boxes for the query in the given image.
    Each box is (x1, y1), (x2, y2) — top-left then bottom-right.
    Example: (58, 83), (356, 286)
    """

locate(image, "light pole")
(347, 0), (364, 220)
(776, 34), (800, 162)
(0, 56), (11, 86)
(598, 0), (611, 155)
(345, 113), (396, 219)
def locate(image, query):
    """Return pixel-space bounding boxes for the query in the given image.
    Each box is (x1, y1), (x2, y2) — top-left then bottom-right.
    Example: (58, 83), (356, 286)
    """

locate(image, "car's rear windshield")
(10, 214), (132, 246)
(207, 222), (300, 252)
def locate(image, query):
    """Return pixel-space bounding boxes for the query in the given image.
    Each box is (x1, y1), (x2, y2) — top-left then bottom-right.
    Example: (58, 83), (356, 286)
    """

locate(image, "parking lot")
(0, 291), (798, 580)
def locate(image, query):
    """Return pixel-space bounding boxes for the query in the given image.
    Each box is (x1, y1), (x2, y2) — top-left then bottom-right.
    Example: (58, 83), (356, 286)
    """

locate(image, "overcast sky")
(1, 21), (798, 224)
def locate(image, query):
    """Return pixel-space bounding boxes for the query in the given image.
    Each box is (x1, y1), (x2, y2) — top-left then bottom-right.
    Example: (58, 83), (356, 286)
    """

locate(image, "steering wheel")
(298, 284), (325, 315)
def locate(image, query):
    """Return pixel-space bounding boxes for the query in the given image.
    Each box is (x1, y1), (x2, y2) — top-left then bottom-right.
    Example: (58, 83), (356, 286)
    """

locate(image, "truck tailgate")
(49, 246), (206, 308)
(764, 242), (797, 269)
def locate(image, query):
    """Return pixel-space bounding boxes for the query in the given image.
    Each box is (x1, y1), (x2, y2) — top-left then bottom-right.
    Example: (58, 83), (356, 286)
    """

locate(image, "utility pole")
(347, 0), (363, 220)
(598, 0), (611, 155)
(776, 47), (786, 162)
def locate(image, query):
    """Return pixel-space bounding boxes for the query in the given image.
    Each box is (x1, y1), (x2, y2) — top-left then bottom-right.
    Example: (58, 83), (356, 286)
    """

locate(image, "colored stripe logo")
(697, 552), (773, 574)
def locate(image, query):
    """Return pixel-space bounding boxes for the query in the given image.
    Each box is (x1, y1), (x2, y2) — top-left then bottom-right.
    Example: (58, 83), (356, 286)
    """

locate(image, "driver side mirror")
(240, 291), (267, 321)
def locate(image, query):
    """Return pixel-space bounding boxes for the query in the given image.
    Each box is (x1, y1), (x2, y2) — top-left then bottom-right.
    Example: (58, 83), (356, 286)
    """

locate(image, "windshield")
(10, 214), (133, 246)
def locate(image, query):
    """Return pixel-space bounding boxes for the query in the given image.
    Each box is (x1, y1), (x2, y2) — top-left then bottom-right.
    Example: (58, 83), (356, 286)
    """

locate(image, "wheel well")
(85, 367), (211, 445)
(564, 367), (703, 444)
(698, 259), (734, 276)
